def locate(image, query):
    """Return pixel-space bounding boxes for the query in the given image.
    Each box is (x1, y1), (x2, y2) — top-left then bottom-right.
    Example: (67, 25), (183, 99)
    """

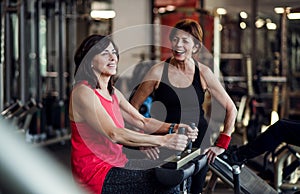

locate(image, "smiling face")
(91, 42), (118, 76)
(171, 30), (198, 62)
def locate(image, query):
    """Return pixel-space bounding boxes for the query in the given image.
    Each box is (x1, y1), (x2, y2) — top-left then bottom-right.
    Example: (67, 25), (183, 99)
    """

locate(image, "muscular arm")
(200, 64), (237, 136)
(130, 62), (163, 110)
(199, 64), (237, 163)
(129, 63), (175, 134)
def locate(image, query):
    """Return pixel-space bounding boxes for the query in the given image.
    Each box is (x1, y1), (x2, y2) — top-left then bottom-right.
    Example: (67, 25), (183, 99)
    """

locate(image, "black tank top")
(151, 58), (208, 147)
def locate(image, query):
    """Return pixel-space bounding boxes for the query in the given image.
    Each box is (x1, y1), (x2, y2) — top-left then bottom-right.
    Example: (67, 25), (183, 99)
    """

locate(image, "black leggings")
(238, 119), (300, 160)
(102, 159), (180, 194)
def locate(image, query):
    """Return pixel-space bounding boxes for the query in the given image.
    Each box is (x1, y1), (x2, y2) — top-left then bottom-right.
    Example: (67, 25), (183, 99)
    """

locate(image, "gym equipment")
(161, 148), (201, 170)
(1, 99), (42, 134)
(187, 122), (196, 153)
(18, 99), (42, 131)
(205, 156), (278, 194)
(155, 150), (206, 194)
(273, 144), (300, 192)
(155, 125), (205, 193)
(1, 100), (22, 119)
(138, 96), (152, 118)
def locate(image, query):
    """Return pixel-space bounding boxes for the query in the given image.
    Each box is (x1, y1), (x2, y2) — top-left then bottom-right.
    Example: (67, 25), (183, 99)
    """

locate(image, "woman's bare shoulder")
(71, 84), (95, 102)
(143, 61), (165, 81)
(151, 61), (165, 73)
(197, 62), (212, 73)
(72, 83), (93, 93)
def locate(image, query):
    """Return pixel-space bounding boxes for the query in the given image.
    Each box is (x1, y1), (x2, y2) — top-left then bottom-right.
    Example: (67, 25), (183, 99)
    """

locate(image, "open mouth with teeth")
(173, 49), (186, 55)
(107, 63), (116, 68)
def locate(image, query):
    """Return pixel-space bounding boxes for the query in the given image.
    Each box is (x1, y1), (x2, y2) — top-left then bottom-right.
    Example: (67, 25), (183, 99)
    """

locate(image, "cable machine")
(0, 0), (77, 145)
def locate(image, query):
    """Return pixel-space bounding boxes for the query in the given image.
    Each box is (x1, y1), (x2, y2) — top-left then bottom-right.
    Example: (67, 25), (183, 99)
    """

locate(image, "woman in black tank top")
(130, 19), (237, 194)
(153, 57), (207, 148)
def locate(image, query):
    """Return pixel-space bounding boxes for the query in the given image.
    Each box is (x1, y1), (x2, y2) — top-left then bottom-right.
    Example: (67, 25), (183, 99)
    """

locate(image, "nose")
(175, 39), (183, 47)
(109, 52), (117, 61)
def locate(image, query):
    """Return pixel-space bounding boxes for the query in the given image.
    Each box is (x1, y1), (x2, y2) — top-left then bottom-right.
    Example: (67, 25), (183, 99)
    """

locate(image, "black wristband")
(168, 123), (176, 134)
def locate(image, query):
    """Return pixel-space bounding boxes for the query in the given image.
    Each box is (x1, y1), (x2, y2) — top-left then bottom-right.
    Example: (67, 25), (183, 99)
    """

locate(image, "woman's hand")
(140, 147), (160, 160)
(162, 133), (188, 151)
(177, 123), (198, 142)
(203, 146), (225, 164)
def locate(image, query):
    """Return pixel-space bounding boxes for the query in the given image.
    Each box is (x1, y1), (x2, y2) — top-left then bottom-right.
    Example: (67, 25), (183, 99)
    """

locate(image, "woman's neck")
(171, 57), (194, 72)
(96, 73), (110, 89)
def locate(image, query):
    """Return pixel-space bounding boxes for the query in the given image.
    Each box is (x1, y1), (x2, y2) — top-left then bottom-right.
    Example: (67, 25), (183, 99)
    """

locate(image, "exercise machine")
(155, 126), (206, 193)
(155, 148), (205, 194)
(271, 144), (300, 193)
(205, 156), (278, 194)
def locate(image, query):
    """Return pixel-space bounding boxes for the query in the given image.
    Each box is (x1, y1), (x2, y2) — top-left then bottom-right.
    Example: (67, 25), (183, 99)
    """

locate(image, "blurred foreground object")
(0, 119), (87, 194)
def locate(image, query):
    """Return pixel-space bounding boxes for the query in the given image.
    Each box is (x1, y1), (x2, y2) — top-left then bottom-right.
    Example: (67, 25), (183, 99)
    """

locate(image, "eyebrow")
(102, 48), (116, 52)
(173, 36), (190, 41)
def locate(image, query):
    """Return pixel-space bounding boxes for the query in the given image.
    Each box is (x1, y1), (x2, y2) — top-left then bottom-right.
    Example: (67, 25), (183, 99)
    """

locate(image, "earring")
(91, 64), (94, 68)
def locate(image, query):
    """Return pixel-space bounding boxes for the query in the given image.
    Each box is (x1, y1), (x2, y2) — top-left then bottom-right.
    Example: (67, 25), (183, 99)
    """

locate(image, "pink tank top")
(71, 85), (128, 194)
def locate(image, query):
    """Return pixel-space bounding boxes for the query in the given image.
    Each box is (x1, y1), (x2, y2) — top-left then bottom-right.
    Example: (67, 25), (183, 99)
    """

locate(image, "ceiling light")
(255, 18), (265, 28)
(90, 1), (116, 19)
(266, 22), (277, 30)
(240, 11), (248, 19)
(288, 7), (300, 19)
(166, 5), (176, 12)
(158, 7), (166, 13)
(240, 22), (247, 29)
(90, 10), (116, 19)
(274, 6), (300, 19)
(274, 7), (285, 14)
(266, 18), (272, 23)
(216, 8), (227, 15)
(287, 12), (300, 19)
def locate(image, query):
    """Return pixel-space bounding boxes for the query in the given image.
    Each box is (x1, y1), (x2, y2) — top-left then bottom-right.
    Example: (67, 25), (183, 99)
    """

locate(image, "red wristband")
(215, 133), (231, 150)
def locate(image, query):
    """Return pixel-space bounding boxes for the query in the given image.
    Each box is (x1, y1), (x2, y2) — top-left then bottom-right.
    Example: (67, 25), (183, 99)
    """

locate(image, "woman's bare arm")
(130, 62), (163, 110)
(200, 64), (237, 136)
(70, 84), (189, 150)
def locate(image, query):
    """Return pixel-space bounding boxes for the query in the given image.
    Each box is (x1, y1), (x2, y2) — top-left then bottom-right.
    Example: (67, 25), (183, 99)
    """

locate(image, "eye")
(183, 39), (189, 43)
(101, 52), (109, 56)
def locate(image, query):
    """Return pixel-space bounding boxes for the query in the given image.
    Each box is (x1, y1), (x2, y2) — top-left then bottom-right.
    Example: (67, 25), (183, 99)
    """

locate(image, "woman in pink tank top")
(70, 34), (198, 194)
